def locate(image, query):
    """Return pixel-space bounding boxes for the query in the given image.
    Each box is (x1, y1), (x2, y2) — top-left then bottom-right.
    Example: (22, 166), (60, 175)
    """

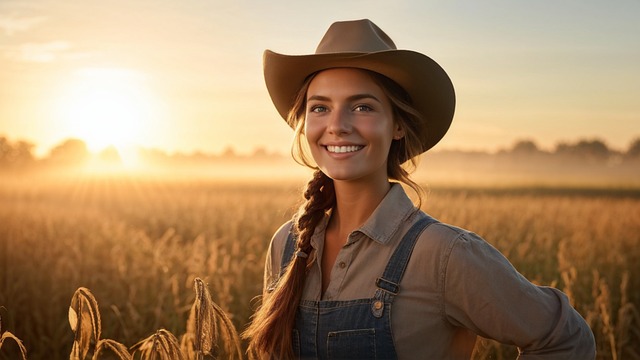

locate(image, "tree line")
(1, 135), (639, 171)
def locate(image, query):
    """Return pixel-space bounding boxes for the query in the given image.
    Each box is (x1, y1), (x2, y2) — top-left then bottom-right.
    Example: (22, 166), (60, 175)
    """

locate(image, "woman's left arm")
(442, 231), (596, 359)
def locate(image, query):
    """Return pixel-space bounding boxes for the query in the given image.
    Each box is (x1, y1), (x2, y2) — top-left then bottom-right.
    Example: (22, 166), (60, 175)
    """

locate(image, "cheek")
(365, 122), (396, 146)
(304, 119), (322, 143)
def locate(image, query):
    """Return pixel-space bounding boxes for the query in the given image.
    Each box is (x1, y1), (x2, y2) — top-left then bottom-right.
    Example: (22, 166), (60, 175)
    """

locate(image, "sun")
(56, 67), (160, 161)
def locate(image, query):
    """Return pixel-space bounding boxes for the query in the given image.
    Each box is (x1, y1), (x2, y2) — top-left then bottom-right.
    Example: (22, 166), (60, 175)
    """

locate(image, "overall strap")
(280, 231), (297, 276)
(375, 215), (437, 296)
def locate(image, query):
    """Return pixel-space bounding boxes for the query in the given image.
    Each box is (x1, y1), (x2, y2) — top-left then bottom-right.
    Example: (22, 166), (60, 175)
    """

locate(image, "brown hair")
(243, 69), (425, 359)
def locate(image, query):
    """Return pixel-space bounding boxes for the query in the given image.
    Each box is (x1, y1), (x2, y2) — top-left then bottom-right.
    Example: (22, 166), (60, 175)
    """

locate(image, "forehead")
(307, 68), (385, 98)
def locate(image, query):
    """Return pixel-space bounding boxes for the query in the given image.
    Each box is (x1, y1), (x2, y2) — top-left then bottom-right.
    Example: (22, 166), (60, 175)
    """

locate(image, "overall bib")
(280, 215), (436, 360)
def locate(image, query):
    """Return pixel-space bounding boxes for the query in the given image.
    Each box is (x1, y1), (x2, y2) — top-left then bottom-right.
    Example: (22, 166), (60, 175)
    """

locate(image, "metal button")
(373, 300), (383, 310)
(339, 261), (346, 269)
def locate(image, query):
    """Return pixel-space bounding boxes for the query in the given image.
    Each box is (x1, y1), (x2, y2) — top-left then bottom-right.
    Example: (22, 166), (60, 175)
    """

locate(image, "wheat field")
(0, 173), (639, 359)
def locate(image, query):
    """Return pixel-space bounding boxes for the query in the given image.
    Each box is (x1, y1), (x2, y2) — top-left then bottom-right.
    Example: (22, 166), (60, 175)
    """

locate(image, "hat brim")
(263, 49), (455, 153)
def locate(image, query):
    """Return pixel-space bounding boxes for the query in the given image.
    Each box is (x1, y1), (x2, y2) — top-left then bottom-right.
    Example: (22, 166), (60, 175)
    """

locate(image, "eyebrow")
(307, 93), (383, 103)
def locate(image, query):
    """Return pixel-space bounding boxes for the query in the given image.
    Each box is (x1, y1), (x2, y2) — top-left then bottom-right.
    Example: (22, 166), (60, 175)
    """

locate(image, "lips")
(326, 145), (364, 153)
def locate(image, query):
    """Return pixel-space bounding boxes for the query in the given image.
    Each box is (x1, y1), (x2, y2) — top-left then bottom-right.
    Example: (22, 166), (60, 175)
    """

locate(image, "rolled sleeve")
(443, 231), (596, 359)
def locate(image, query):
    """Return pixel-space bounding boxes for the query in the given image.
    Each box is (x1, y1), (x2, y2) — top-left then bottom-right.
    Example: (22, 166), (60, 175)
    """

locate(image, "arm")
(442, 231), (596, 359)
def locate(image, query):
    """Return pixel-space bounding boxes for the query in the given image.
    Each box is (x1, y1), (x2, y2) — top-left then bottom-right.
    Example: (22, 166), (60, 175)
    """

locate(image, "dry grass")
(0, 174), (639, 359)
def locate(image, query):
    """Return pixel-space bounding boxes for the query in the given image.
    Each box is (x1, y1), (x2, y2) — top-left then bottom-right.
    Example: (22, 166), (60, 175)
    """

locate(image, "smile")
(326, 145), (364, 154)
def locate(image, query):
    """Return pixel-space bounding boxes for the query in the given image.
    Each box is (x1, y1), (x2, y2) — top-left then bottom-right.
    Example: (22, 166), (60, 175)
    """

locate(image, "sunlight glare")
(56, 67), (160, 160)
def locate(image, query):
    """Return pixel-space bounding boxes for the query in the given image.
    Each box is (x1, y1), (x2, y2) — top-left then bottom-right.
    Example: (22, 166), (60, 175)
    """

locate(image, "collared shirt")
(264, 183), (596, 359)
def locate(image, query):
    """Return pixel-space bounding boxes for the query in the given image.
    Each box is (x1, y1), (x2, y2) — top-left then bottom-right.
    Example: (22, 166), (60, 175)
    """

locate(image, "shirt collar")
(356, 183), (417, 245)
(309, 183), (417, 249)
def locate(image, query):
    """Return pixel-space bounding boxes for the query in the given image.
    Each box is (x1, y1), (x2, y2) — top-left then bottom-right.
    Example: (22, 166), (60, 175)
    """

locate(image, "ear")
(393, 123), (405, 140)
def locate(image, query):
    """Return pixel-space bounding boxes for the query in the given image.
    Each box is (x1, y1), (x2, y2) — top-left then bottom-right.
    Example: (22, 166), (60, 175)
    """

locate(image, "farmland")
(1, 171), (639, 359)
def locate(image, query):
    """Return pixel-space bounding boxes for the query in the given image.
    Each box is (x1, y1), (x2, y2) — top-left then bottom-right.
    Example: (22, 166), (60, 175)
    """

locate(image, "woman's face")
(304, 68), (404, 183)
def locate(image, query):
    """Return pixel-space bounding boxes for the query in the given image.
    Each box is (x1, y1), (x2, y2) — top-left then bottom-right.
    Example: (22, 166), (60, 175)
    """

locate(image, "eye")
(354, 104), (373, 112)
(309, 105), (327, 113)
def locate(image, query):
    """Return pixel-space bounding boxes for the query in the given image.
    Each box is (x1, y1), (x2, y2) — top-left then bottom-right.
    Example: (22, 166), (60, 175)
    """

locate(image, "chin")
(319, 167), (359, 181)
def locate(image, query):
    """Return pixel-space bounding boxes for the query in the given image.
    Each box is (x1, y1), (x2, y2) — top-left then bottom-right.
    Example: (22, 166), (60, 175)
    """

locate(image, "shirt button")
(339, 261), (346, 269)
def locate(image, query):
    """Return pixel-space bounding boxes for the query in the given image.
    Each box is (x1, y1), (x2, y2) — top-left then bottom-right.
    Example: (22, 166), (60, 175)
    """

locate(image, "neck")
(329, 178), (391, 235)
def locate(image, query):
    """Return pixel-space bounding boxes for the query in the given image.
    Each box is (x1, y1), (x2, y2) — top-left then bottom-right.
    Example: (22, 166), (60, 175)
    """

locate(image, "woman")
(243, 19), (596, 359)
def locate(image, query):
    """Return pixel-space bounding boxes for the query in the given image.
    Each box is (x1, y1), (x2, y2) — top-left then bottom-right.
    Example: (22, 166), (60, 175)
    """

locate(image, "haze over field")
(2, 134), (639, 188)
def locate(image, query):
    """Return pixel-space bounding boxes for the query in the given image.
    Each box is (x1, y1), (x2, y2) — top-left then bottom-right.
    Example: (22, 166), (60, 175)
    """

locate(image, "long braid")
(244, 170), (335, 359)
(293, 170), (335, 256)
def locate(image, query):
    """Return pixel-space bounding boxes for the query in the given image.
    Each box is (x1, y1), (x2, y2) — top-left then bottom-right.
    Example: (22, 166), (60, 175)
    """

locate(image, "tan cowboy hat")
(264, 19), (455, 153)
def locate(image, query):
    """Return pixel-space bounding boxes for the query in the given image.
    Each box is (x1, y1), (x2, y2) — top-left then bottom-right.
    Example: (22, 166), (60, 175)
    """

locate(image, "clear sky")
(1, 0), (638, 157)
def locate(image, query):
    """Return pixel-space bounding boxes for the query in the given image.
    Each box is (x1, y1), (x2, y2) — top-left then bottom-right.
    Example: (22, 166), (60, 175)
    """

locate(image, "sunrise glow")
(55, 67), (159, 155)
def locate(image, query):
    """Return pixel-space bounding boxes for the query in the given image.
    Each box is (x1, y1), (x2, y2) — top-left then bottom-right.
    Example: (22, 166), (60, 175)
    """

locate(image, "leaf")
(0, 331), (28, 360)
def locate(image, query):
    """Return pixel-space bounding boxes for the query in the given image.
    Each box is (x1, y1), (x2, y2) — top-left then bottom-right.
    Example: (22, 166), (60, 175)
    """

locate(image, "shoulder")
(270, 220), (294, 251)
(263, 220), (295, 292)
(417, 216), (496, 254)
(413, 217), (505, 275)
(415, 217), (471, 253)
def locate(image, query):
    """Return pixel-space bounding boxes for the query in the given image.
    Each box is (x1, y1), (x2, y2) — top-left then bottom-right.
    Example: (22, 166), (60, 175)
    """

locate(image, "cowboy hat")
(263, 19), (455, 154)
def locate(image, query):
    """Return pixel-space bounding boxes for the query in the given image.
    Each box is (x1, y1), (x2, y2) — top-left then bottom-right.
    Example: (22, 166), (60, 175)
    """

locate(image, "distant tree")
(627, 137), (640, 158)
(138, 147), (170, 165)
(47, 138), (90, 166)
(98, 146), (122, 164)
(221, 146), (236, 158)
(555, 142), (569, 154)
(252, 147), (269, 158)
(510, 139), (540, 154)
(0, 136), (35, 169)
(576, 139), (610, 158)
(190, 151), (211, 162)
(555, 138), (610, 160)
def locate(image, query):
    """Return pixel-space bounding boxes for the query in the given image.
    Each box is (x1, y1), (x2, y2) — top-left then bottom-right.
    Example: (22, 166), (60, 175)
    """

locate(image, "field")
(1, 172), (639, 359)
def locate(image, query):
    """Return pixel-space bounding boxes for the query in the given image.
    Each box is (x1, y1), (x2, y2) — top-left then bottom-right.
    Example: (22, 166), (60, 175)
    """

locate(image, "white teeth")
(326, 145), (363, 153)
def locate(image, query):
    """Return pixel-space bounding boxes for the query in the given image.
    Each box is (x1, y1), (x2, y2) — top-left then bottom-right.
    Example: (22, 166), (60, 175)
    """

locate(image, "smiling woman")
(55, 67), (160, 157)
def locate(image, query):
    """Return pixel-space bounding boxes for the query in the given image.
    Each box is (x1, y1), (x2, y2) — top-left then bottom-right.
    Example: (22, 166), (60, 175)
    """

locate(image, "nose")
(327, 108), (352, 135)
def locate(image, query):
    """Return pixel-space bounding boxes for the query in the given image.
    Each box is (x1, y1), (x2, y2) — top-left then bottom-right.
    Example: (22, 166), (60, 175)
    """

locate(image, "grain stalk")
(131, 329), (185, 360)
(93, 339), (132, 360)
(69, 287), (131, 360)
(614, 271), (640, 359)
(0, 310), (28, 360)
(181, 278), (243, 360)
(69, 287), (102, 360)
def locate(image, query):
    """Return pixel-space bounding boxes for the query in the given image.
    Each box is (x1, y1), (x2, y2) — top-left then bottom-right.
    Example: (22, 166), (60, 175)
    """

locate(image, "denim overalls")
(280, 215), (436, 360)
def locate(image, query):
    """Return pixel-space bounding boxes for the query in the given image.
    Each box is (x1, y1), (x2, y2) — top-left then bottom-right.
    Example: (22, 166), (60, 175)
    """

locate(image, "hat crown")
(315, 19), (397, 54)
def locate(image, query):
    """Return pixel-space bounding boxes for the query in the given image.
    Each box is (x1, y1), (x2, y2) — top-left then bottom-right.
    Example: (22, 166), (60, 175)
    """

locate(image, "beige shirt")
(264, 183), (595, 359)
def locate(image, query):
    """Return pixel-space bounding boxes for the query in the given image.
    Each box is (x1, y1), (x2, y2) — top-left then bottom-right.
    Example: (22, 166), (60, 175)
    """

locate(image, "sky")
(1, 0), (639, 157)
